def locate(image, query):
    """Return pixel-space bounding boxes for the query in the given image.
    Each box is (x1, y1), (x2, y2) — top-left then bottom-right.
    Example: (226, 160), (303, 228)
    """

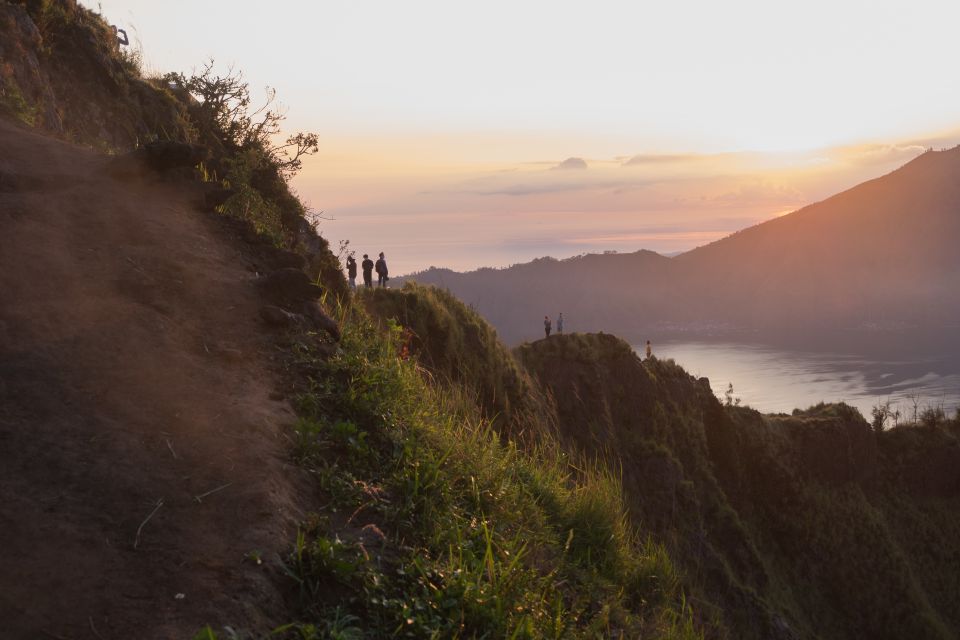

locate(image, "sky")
(84, 0), (960, 274)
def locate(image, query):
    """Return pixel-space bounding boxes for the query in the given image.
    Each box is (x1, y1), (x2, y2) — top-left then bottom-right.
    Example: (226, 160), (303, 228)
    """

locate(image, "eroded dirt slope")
(0, 118), (308, 638)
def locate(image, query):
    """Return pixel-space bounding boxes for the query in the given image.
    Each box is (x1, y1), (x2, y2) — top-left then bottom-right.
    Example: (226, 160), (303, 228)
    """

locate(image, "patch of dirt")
(0, 117), (312, 638)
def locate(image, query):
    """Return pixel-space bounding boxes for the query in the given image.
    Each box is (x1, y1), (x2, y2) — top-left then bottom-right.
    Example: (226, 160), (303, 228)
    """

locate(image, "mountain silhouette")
(410, 147), (960, 344)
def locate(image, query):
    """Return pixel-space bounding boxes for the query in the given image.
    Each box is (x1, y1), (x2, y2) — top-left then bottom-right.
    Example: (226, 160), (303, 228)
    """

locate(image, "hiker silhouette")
(361, 254), (374, 288)
(375, 252), (388, 288)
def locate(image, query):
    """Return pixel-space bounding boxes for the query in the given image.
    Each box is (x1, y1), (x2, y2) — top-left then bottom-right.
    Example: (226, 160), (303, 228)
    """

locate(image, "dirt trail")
(0, 118), (310, 638)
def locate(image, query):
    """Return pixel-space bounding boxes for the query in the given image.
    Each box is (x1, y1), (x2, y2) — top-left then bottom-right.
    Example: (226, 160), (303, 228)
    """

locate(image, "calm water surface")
(642, 340), (960, 418)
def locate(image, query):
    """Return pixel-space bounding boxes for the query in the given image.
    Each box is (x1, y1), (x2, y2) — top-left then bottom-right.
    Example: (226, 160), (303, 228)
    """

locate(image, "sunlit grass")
(264, 299), (701, 639)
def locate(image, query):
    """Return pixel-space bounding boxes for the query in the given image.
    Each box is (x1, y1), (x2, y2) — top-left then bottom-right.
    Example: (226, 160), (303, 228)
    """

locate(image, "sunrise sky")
(84, 0), (960, 274)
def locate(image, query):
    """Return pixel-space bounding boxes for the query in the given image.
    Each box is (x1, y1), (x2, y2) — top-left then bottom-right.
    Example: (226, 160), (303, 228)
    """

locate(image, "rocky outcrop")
(0, 0), (192, 148)
(0, 2), (62, 131)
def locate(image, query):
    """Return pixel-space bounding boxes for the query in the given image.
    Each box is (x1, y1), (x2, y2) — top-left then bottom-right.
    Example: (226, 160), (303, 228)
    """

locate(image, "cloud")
(710, 182), (804, 206)
(551, 157), (588, 170)
(836, 143), (926, 167)
(473, 181), (600, 196)
(622, 153), (700, 166)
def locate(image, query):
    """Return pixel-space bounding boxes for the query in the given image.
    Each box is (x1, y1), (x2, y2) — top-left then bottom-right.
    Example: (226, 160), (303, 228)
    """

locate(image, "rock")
(256, 268), (323, 306)
(303, 301), (341, 342)
(259, 305), (303, 328)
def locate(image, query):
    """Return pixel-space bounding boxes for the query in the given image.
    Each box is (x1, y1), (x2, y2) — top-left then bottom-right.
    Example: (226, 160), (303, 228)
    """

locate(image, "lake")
(642, 338), (960, 419)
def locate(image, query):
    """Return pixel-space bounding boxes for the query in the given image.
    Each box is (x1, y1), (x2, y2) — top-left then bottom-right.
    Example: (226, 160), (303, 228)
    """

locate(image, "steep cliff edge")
(515, 333), (960, 640)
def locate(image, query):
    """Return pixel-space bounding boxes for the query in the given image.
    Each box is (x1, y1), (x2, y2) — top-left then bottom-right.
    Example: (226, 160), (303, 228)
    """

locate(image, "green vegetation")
(7, 0), (195, 148)
(159, 61), (344, 294)
(516, 332), (960, 640)
(0, 76), (36, 125)
(5, 0), (345, 296)
(270, 303), (699, 638)
(361, 284), (555, 439)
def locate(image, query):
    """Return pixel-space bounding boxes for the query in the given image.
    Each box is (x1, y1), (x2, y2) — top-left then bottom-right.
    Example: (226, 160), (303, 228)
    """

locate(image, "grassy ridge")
(510, 330), (960, 640)
(267, 301), (700, 638)
(362, 285), (557, 440)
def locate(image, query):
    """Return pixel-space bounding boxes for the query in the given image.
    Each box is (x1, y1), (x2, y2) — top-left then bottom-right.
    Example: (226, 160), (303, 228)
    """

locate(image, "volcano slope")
(0, 117), (311, 637)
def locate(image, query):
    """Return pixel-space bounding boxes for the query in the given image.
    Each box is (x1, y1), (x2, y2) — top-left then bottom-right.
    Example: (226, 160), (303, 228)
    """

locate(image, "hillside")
(0, 2), (699, 638)
(357, 285), (960, 640)
(514, 333), (960, 640)
(409, 149), (960, 343)
(5, 2), (960, 639)
(0, 112), (309, 635)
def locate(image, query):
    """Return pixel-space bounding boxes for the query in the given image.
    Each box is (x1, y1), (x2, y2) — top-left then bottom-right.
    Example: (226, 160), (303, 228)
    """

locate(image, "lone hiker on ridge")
(645, 340), (653, 359)
(346, 254), (357, 290)
(361, 254), (374, 288)
(544, 315), (552, 339)
(557, 313), (564, 334)
(375, 252), (388, 288)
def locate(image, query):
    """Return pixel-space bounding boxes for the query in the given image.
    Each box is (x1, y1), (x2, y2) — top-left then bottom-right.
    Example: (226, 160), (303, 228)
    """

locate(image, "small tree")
(919, 406), (946, 428)
(870, 400), (899, 434)
(907, 393), (921, 424)
(724, 382), (741, 407)
(165, 60), (318, 178)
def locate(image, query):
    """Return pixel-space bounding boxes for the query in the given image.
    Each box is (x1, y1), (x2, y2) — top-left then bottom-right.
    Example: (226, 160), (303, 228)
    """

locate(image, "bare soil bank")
(0, 118), (309, 638)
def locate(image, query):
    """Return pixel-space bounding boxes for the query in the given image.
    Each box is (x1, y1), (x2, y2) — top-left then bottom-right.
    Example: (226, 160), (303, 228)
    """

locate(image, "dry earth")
(0, 118), (311, 638)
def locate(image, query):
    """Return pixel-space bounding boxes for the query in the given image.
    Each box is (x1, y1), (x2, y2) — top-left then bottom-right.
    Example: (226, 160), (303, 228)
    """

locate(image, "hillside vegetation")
(3, 2), (960, 639)
(340, 286), (960, 640)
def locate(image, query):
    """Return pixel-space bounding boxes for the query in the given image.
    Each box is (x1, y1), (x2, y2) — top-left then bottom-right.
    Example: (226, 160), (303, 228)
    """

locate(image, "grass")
(0, 77), (36, 126)
(205, 300), (700, 639)
(185, 284), (960, 640)
(361, 284), (553, 439)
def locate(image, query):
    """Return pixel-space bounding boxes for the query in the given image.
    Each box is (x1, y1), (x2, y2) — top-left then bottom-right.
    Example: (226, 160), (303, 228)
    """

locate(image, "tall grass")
(269, 300), (701, 639)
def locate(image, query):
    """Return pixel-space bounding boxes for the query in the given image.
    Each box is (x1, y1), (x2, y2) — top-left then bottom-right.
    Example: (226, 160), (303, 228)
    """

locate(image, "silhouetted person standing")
(375, 252), (388, 288)
(361, 254), (374, 288)
(645, 340), (652, 359)
(544, 315), (552, 338)
(346, 254), (357, 290)
(557, 313), (564, 334)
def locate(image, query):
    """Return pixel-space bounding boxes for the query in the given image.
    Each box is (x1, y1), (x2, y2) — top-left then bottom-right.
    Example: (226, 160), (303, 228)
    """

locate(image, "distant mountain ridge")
(408, 147), (960, 344)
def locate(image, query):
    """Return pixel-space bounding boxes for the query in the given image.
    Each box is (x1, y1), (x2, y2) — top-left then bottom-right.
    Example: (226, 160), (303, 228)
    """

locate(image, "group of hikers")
(543, 313), (653, 357)
(543, 313), (564, 337)
(345, 252), (388, 289)
(342, 256), (654, 358)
